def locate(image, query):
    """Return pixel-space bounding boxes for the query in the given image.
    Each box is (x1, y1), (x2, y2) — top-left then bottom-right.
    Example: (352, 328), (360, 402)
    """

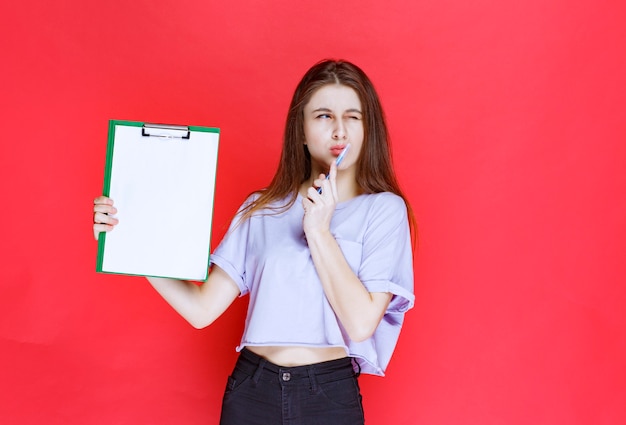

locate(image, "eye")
(316, 114), (332, 119)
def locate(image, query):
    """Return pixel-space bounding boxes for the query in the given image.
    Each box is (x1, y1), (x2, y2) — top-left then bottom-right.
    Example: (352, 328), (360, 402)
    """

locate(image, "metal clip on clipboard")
(141, 123), (191, 139)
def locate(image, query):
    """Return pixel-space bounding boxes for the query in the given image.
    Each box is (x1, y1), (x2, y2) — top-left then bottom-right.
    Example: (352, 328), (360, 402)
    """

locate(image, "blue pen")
(317, 143), (351, 194)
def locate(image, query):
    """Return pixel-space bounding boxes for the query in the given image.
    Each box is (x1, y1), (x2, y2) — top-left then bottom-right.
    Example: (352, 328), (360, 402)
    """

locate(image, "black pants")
(219, 348), (365, 425)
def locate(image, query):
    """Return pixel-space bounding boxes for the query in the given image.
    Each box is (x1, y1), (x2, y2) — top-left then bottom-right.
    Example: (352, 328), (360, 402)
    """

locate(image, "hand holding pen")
(302, 144), (351, 236)
(317, 144), (350, 194)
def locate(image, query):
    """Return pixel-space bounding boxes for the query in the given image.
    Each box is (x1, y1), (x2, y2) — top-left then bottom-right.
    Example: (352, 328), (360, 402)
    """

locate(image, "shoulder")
(369, 192), (406, 207)
(355, 193), (410, 238)
(338, 192), (408, 233)
(237, 191), (297, 218)
(239, 192), (262, 210)
(361, 192), (408, 217)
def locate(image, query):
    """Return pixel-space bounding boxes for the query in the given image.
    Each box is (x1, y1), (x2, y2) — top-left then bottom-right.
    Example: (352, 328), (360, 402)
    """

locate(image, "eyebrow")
(311, 107), (363, 114)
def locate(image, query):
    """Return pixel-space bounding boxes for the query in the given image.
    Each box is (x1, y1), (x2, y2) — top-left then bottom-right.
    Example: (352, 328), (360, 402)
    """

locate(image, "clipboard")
(96, 120), (220, 281)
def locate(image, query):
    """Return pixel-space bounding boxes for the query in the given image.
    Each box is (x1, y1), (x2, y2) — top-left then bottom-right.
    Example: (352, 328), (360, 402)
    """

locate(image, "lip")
(330, 145), (347, 156)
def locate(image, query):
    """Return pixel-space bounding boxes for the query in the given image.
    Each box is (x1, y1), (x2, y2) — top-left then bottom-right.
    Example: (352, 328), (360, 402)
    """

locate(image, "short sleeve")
(347, 193), (415, 376)
(358, 193), (415, 313)
(209, 196), (256, 296)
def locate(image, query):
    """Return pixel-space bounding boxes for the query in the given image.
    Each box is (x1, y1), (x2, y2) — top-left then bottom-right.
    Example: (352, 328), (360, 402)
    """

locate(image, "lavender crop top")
(210, 191), (415, 376)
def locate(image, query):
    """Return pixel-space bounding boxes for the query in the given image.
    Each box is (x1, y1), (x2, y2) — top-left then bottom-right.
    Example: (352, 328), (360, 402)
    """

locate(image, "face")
(303, 84), (364, 176)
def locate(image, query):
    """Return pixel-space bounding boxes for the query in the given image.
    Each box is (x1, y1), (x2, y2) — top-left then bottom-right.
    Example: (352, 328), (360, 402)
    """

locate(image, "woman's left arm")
(302, 163), (393, 342)
(305, 228), (392, 342)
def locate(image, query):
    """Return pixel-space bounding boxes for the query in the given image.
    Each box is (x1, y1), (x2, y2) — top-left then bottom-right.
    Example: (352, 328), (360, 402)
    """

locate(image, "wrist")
(304, 227), (334, 245)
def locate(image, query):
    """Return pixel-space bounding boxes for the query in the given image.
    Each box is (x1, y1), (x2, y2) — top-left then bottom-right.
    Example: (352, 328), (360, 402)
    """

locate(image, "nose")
(332, 121), (347, 140)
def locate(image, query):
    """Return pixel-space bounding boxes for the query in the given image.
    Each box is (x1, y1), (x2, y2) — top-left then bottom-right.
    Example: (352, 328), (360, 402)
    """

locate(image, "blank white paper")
(100, 124), (219, 281)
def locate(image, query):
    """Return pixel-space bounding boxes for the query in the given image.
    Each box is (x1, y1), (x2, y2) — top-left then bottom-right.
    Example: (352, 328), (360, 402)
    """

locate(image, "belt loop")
(253, 358), (266, 385)
(307, 366), (318, 395)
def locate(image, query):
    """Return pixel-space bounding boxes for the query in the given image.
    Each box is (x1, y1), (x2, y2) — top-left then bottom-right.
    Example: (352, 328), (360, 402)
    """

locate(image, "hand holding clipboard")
(95, 120), (220, 281)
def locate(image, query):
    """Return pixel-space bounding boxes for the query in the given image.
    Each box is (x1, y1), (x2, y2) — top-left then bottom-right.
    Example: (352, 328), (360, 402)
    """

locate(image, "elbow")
(187, 314), (214, 330)
(346, 323), (377, 343)
(184, 304), (223, 329)
(346, 293), (391, 342)
(344, 308), (387, 342)
(189, 320), (208, 330)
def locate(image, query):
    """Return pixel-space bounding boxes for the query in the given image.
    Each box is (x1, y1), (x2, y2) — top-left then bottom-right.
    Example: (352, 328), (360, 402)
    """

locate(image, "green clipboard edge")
(96, 119), (220, 282)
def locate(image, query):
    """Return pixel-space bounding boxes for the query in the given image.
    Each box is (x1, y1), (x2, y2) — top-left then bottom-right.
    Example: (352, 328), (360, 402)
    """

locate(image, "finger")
(307, 186), (323, 202)
(94, 211), (119, 226)
(329, 160), (337, 177)
(313, 174), (327, 190)
(313, 179), (326, 192)
(93, 223), (115, 240)
(94, 196), (114, 206)
(302, 196), (311, 210)
(317, 179), (332, 198)
(93, 204), (117, 215)
(302, 196), (317, 216)
(328, 161), (339, 199)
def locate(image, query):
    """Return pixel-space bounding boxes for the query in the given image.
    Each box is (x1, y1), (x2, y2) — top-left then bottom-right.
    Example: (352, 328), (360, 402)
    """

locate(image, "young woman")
(93, 59), (415, 425)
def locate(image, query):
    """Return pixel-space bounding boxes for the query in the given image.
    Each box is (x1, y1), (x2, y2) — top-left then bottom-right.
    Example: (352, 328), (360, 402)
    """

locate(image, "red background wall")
(1, 1), (625, 424)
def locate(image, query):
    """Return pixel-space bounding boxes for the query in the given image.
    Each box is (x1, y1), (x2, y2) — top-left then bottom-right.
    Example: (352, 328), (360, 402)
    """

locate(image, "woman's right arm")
(93, 196), (240, 329)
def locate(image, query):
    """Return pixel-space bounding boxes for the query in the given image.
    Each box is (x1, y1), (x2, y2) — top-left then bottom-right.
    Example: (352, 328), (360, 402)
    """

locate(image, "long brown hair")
(240, 59), (416, 242)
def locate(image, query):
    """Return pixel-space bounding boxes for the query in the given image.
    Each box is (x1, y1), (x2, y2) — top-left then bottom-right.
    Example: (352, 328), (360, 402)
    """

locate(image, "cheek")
(304, 123), (329, 143)
(351, 134), (365, 159)
(349, 121), (364, 135)
(302, 124), (314, 144)
(350, 125), (365, 144)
